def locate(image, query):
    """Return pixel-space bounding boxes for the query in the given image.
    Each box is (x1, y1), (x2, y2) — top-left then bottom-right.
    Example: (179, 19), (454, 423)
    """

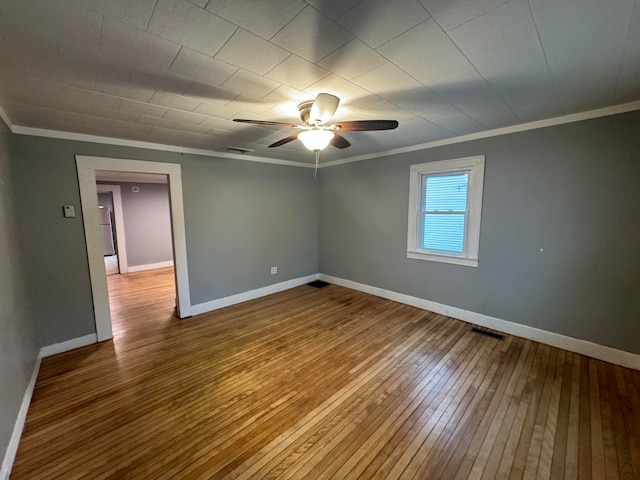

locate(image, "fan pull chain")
(314, 150), (319, 178)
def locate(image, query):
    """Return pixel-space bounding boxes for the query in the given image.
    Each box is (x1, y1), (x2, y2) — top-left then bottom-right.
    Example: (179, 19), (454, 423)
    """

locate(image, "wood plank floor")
(11, 268), (640, 479)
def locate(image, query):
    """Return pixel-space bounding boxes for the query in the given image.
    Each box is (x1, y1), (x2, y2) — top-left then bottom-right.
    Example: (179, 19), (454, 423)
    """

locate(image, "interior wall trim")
(191, 273), (320, 316)
(7, 101), (640, 170)
(11, 125), (313, 168)
(127, 261), (175, 273)
(1, 356), (40, 480)
(39, 333), (98, 358)
(320, 100), (640, 168)
(319, 274), (640, 371)
(0, 106), (13, 131)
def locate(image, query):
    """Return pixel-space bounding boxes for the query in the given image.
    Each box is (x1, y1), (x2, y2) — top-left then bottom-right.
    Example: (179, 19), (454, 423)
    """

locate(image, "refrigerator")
(99, 206), (116, 256)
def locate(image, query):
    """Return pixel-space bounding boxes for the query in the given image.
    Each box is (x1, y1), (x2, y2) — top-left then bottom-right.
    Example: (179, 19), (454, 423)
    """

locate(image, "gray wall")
(10, 136), (319, 346)
(98, 182), (173, 267)
(320, 110), (640, 354)
(0, 121), (38, 464)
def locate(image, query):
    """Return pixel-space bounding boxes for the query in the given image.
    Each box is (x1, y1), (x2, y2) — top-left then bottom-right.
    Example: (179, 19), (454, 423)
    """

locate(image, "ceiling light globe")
(298, 130), (335, 151)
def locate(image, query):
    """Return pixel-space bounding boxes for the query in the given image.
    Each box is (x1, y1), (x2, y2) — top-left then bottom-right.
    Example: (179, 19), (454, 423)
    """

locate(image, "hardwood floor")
(11, 268), (640, 479)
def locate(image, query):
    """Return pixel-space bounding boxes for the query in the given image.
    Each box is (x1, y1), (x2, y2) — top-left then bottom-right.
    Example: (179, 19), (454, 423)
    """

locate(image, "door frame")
(76, 155), (191, 342)
(96, 184), (128, 274)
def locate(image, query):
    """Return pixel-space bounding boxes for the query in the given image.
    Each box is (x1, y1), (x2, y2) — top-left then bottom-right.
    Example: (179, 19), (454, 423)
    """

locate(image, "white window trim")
(407, 155), (485, 267)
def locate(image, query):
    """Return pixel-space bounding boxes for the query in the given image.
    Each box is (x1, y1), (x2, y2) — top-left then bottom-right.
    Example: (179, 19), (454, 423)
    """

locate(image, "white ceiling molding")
(321, 100), (640, 168)
(0, 106), (14, 130)
(11, 125), (315, 168)
(9, 100), (640, 170)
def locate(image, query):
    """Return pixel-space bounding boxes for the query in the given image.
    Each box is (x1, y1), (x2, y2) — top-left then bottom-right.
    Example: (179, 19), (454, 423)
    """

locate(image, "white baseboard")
(127, 260), (174, 273)
(319, 274), (640, 370)
(1, 355), (41, 480)
(191, 274), (320, 316)
(39, 333), (98, 358)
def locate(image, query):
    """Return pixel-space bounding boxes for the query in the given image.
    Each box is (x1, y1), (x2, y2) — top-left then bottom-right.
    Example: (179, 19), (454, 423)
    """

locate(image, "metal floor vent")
(471, 327), (505, 340)
(307, 280), (330, 288)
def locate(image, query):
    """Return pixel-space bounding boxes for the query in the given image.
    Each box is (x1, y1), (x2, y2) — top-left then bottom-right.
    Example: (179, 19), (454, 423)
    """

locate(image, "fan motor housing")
(297, 100), (314, 124)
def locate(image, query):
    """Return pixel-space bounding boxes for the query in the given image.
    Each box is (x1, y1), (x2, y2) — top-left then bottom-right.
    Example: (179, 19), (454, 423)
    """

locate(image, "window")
(407, 156), (485, 267)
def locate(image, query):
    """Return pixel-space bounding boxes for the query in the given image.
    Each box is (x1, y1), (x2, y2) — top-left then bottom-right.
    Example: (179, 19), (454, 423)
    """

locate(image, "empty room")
(1, 0), (639, 479)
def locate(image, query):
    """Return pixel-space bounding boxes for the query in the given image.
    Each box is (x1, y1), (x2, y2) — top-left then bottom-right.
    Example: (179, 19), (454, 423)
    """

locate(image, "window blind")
(420, 173), (468, 253)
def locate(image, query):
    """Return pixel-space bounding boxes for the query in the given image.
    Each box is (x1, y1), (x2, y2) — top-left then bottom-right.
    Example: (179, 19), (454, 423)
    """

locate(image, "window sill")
(407, 250), (478, 267)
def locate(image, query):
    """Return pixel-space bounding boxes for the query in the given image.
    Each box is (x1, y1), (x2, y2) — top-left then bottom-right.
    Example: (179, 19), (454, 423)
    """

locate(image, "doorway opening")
(76, 156), (191, 342)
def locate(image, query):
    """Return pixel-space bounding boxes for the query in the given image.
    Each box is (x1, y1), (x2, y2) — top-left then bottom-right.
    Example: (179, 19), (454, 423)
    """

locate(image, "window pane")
(422, 214), (465, 252)
(423, 173), (468, 212)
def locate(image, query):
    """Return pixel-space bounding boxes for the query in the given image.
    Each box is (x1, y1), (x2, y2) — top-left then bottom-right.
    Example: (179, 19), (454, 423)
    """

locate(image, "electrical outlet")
(270, 266), (277, 274)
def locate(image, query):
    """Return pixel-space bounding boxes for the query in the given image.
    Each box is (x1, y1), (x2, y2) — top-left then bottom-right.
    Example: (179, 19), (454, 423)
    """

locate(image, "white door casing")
(76, 156), (191, 342)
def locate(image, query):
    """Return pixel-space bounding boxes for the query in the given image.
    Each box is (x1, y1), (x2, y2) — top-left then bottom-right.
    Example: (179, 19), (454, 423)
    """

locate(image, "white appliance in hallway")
(99, 206), (115, 256)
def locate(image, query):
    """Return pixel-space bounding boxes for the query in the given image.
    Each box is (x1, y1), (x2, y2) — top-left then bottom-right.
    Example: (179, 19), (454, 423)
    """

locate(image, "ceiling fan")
(233, 93), (399, 154)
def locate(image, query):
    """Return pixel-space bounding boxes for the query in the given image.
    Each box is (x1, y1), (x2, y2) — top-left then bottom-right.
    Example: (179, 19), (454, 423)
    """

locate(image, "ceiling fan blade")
(309, 93), (340, 124)
(333, 120), (399, 131)
(269, 133), (300, 148)
(233, 119), (298, 127)
(330, 133), (351, 149)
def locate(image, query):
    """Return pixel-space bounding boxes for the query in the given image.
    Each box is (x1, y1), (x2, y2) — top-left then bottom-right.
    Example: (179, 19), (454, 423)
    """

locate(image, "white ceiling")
(0, 0), (638, 164)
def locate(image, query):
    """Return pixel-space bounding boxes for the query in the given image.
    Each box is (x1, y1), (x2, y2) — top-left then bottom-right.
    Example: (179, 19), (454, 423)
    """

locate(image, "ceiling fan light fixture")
(298, 129), (335, 151)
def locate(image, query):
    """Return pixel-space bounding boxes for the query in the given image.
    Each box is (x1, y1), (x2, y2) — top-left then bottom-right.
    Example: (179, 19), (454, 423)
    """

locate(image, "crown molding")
(0, 106), (14, 131)
(6, 99), (640, 170)
(320, 100), (640, 168)
(10, 125), (315, 168)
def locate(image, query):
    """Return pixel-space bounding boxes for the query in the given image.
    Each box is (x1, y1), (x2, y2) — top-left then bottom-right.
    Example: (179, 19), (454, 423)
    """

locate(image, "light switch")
(63, 205), (76, 218)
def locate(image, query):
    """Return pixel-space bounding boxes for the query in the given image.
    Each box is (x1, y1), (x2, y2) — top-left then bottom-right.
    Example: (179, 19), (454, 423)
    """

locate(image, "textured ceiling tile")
(265, 55), (330, 90)
(184, 81), (240, 105)
(94, 77), (156, 103)
(271, 6), (353, 62)
(419, 0), (511, 31)
(186, 0), (208, 7)
(351, 62), (423, 97)
(215, 29), (290, 75)
(448, 0), (545, 76)
(63, 86), (122, 110)
(200, 116), (239, 130)
(100, 18), (181, 70)
(317, 39), (387, 80)
(135, 115), (179, 128)
(192, 102), (240, 119)
(149, 91), (202, 111)
(377, 19), (462, 74)
(163, 108), (208, 124)
(0, 72), (65, 99)
(69, 0), (158, 30)
(338, 0), (430, 48)
(483, 59), (560, 118)
(119, 99), (169, 118)
(206, 0), (306, 40)
(262, 85), (312, 105)
(431, 113), (483, 135)
(173, 122), (212, 134)
(306, 74), (373, 106)
(169, 48), (238, 86)
(129, 65), (194, 95)
(534, 0), (633, 69)
(147, 0), (237, 56)
(304, 0), (362, 21)
(221, 69), (281, 98)
(0, 0), (102, 54)
(226, 95), (276, 115)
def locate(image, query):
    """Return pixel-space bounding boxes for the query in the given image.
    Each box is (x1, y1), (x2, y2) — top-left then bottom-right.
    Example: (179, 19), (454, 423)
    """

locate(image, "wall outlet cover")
(270, 266), (277, 274)
(63, 205), (76, 218)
